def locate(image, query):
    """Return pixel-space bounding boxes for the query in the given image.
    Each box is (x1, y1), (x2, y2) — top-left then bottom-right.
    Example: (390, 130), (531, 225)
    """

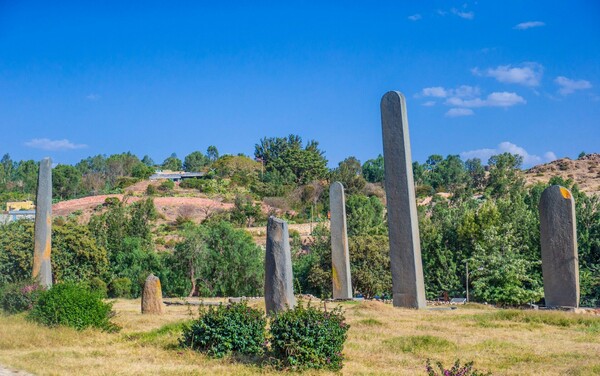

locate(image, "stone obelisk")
(539, 185), (579, 308)
(264, 216), (296, 314)
(33, 157), (53, 288)
(381, 91), (426, 309)
(330, 182), (352, 299)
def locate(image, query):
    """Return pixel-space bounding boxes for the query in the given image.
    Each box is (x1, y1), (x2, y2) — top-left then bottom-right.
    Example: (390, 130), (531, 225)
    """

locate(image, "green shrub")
(87, 277), (108, 298)
(29, 283), (118, 331)
(180, 302), (266, 358)
(179, 179), (204, 190)
(426, 359), (491, 376)
(0, 281), (43, 314)
(104, 197), (121, 207)
(159, 180), (175, 191)
(146, 184), (157, 195)
(108, 277), (132, 298)
(269, 302), (349, 371)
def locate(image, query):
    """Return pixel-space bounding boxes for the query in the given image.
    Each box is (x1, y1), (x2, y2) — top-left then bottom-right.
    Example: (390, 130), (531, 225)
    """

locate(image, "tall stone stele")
(539, 185), (580, 308)
(264, 216), (296, 314)
(33, 157), (53, 288)
(380, 91), (426, 309)
(141, 274), (164, 314)
(330, 182), (352, 300)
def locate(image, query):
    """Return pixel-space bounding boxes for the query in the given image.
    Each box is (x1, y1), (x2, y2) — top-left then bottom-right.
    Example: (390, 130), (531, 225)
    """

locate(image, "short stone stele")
(264, 216), (296, 314)
(539, 185), (579, 308)
(141, 274), (164, 314)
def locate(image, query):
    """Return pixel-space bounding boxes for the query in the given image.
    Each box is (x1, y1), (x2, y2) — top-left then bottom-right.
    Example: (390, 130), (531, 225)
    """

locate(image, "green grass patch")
(383, 335), (456, 354)
(125, 321), (187, 347)
(473, 339), (520, 352)
(465, 310), (600, 333)
(356, 318), (384, 326)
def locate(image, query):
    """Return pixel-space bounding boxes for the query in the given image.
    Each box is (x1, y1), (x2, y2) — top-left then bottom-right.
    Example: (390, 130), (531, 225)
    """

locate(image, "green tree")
(1, 154), (15, 184)
(486, 153), (524, 198)
(254, 135), (328, 185)
(174, 221), (263, 297)
(162, 154), (182, 171)
(206, 145), (219, 163)
(52, 164), (82, 200)
(345, 194), (386, 236)
(465, 158), (486, 191)
(141, 155), (155, 166)
(173, 224), (206, 296)
(183, 151), (209, 172)
(212, 155), (260, 186)
(0, 219), (109, 286)
(131, 163), (155, 179)
(330, 156), (366, 195)
(14, 160), (39, 194)
(362, 155), (384, 183)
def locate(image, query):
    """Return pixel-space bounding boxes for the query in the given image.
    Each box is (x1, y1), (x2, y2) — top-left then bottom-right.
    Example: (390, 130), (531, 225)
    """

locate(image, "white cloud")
(408, 14), (422, 21)
(544, 151), (557, 161)
(420, 85), (479, 99)
(25, 138), (88, 151)
(422, 101), (436, 106)
(473, 63), (543, 87)
(86, 93), (100, 101)
(451, 8), (474, 19)
(460, 141), (557, 167)
(446, 92), (526, 108)
(421, 87), (448, 98)
(554, 76), (592, 95)
(514, 21), (545, 30)
(445, 108), (474, 117)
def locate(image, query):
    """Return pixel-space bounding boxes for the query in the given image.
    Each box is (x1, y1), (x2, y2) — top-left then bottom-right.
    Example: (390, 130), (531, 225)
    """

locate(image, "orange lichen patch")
(32, 258), (41, 279)
(43, 242), (52, 259)
(560, 187), (572, 199)
(332, 265), (340, 291)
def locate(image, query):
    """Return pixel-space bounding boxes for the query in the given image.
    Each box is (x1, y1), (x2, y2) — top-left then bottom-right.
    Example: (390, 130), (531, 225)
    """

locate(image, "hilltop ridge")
(524, 153), (600, 194)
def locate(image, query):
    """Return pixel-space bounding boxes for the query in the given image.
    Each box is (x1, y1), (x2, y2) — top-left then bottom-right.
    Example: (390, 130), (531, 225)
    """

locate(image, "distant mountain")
(525, 153), (600, 194)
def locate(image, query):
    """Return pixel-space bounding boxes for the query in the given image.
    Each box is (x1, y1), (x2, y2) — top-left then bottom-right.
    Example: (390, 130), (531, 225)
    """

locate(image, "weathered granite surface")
(381, 91), (426, 309)
(330, 182), (352, 299)
(142, 274), (164, 314)
(33, 157), (52, 288)
(540, 185), (579, 308)
(264, 216), (296, 314)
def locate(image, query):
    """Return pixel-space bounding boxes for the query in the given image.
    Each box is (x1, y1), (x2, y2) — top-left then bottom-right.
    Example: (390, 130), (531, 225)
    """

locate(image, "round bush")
(29, 283), (118, 331)
(108, 277), (132, 298)
(87, 277), (108, 298)
(0, 281), (43, 314)
(180, 302), (266, 358)
(269, 303), (350, 371)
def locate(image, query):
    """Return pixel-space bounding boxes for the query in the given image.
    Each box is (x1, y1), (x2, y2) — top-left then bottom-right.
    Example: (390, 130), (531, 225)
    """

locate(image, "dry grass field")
(0, 299), (599, 375)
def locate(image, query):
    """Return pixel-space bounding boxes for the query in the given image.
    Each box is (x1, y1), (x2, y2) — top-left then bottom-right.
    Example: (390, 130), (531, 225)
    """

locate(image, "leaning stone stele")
(380, 91), (426, 309)
(33, 157), (53, 288)
(330, 182), (352, 300)
(264, 216), (296, 314)
(539, 185), (579, 308)
(141, 274), (164, 314)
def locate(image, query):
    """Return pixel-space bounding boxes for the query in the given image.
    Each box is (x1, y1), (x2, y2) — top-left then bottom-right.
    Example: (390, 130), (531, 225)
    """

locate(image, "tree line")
(0, 137), (598, 306)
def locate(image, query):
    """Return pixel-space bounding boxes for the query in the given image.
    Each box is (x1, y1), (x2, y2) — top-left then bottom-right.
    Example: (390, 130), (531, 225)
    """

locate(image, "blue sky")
(1, 1), (599, 168)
